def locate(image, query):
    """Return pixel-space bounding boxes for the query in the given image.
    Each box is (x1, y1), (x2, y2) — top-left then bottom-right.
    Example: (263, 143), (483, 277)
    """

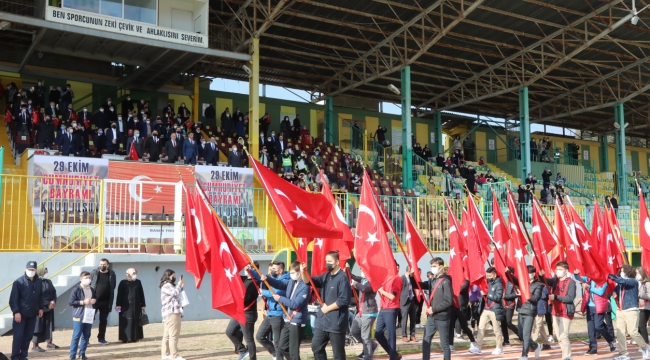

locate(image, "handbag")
(139, 309), (150, 326)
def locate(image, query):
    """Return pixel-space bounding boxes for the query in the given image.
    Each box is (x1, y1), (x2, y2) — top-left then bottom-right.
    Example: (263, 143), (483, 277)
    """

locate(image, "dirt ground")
(0, 313), (646, 359)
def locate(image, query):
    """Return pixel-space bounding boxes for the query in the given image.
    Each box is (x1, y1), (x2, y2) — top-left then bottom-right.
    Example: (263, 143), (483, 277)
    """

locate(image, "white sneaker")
(534, 343), (541, 359)
(613, 356), (631, 360)
(491, 348), (504, 355)
(468, 346), (481, 355)
(162, 357), (171, 360)
(547, 335), (554, 343)
(644, 347), (650, 360)
(173, 357), (186, 360)
(448, 345), (454, 351)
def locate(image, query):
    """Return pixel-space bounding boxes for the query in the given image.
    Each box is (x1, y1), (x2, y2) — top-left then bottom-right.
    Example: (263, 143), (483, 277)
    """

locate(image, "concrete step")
(0, 254), (97, 335)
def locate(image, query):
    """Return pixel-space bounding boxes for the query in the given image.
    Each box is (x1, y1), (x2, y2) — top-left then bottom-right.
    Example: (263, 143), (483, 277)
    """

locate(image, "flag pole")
(400, 199), (436, 262)
(240, 141), (325, 305)
(602, 197), (629, 266)
(398, 205), (430, 306)
(192, 178), (293, 319)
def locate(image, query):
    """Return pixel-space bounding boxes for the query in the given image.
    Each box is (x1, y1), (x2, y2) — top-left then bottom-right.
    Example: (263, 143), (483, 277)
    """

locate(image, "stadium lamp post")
(400, 66), (413, 190)
(614, 103), (628, 206)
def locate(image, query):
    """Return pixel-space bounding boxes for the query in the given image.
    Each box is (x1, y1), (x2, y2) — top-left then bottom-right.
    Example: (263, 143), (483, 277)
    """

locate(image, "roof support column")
(248, 38), (260, 163)
(325, 96), (334, 144)
(193, 76), (199, 123)
(401, 66), (413, 190)
(433, 111), (443, 156)
(615, 103), (628, 206)
(519, 87), (531, 182)
(599, 135), (609, 172)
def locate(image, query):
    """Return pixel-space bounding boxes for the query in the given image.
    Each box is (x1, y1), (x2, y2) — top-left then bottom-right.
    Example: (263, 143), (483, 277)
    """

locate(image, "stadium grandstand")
(0, 0), (649, 338)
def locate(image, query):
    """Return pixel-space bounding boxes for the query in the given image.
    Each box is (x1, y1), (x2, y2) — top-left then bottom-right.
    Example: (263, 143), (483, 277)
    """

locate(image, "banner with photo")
(193, 165), (255, 218)
(30, 155), (108, 214)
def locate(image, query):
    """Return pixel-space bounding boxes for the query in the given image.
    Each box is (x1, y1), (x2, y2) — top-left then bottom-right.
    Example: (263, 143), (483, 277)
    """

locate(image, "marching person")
(303, 251), (352, 360)
(399, 267), (417, 342)
(638, 267), (650, 345)
(502, 267), (522, 346)
(115, 268), (146, 343)
(350, 267), (378, 360)
(225, 262), (260, 360)
(251, 261), (310, 360)
(470, 267), (504, 355)
(447, 270), (478, 353)
(574, 269), (617, 355)
(255, 262), (288, 360)
(517, 265), (544, 360)
(69, 271), (96, 360)
(375, 261), (402, 360)
(10, 261), (44, 360)
(420, 257), (453, 360)
(530, 285), (552, 351)
(32, 266), (59, 353)
(159, 269), (185, 360)
(609, 264), (650, 360)
(540, 261), (576, 360)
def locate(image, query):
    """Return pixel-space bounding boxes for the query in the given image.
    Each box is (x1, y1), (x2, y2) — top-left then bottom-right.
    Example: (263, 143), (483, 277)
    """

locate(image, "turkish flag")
(311, 236), (351, 275)
(129, 141), (139, 161)
(211, 207), (250, 324)
(566, 198), (607, 284)
(507, 190), (528, 249)
(355, 174), (397, 291)
(404, 209), (429, 283)
(491, 194), (509, 281)
(250, 156), (343, 239)
(507, 236), (531, 304)
(607, 204), (627, 254)
(296, 238), (312, 264)
(549, 244), (565, 269)
(601, 204), (622, 274)
(320, 171), (354, 249)
(456, 201), (487, 292)
(447, 202), (468, 298)
(184, 185), (206, 288)
(531, 202), (553, 276)
(639, 189), (650, 270)
(467, 194), (492, 262)
(554, 199), (584, 273)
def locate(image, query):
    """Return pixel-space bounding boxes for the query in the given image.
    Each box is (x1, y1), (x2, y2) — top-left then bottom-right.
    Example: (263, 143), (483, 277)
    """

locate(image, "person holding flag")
(539, 261), (576, 360)
(420, 258), (453, 360)
(399, 267), (418, 342)
(349, 268), (379, 360)
(302, 251), (352, 360)
(573, 268), (617, 355)
(516, 265), (544, 360)
(374, 261), (402, 360)
(447, 271), (478, 353)
(250, 261), (311, 360)
(224, 262), (261, 360)
(255, 262), (289, 360)
(470, 267), (504, 356)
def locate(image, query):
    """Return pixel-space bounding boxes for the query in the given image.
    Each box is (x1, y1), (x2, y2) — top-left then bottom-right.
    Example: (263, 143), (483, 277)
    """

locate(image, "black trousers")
(311, 328), (346, 360)
(278, 322), (302, 360)
(449, 306), (475, 345)
(586, 306), (614, 352)
(256, 315), (284, 358)
(454, 306), (471, 335)
(400, 301), (417, 337)
(517, 313), (538, 357)
(415, 298), (424, 325)
(501, 307), (520, 342)
(422, 317), (450, 360)
(225, 310), (258, 360)
(640, 309), (650, 342)
(96, 304), (110, 341)
(545, 311), (553, 336)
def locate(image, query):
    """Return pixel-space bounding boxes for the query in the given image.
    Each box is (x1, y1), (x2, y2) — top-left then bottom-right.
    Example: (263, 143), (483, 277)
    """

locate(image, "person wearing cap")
(9, 260), (44, 360)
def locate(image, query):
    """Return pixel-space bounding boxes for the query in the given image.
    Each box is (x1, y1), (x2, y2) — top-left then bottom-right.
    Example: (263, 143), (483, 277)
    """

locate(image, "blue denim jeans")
(70, 320), (92, 357)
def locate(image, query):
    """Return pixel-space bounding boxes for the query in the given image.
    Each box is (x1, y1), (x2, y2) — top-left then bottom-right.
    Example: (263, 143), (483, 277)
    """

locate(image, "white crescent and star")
(450, 247), (456, 259)
(644, 217), (650, 237)
(315, 238), (324, 248)
(190, 208), (202, 244)
(366, 232), (379, 246)
(582, 241), (592, 252)
(492, 219), (501, 232)
(219, 242), (238, 281)
(358, 205), (377, 225)
(514, 248), (524, 261)
(128, 175), (154, 202)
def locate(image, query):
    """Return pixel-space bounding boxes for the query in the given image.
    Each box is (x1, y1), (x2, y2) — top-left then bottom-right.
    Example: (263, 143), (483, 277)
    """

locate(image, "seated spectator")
(485, 171), (496, 182)
(444, 157), (452, 168)
(413, 143), (423, 157)
(326, 170), (339, 189)
(350, 174), (361, 193)
(478, 173), (487, 185)
(295, 152), (309, 176)
(478, 156), (485, 166)
(556, 173), (566, 185)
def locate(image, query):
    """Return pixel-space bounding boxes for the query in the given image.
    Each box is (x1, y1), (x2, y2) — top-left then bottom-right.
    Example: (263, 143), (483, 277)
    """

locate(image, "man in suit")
(144, 130), (162, 162)
(77, 107), (91, 124)
(400, 266), (418, 342)
(105, 123), (121, 154)
(204, 136), (218, 166)
(62, 103), (76, 123)
(94, 107), (109, 131)
(60, 84), (74, 112)
(183, 132), (199, 164)
(35, 116), (55, 150)
(275, 135), (287, 163)
(58, 126), (75, 156)
(44, 101), (58, 119)
(228, 145), (244, 168)
(72, 123), (88, 156)
(163, 132), (180, 163)
(265, 136), (276, 163)
(126, 129), (144, 159)
(48, 85), (61, 105)
(16, 105), (32, 136)
(35, 79), (46, 108)
(121, 94), (134, 118)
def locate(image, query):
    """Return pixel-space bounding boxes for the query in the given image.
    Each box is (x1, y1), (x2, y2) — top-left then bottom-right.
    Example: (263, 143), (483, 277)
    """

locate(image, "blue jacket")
(537, 287), (549, 315)
(609, 274), (640, 311)
(9, 274), (43, 318)
(68, 285), (97, 319)
(253, 270), (289, 317)
(183, 138), (199, 159)
(260, 274), (311, 324)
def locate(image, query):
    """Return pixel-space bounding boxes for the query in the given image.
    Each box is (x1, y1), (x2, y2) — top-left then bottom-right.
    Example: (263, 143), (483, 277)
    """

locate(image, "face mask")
(182, 104), (185, 107)
(290, 273), (300, 281)
(83, 108), (87, 112)
(325, 263), (335, 271)
(131, 274), (137, 281)
(146, 120), (150, 124)
(636, 274), (643, 281)
(431, 267), (440, 275)
(110, 108), (114, 112)
(529, 273), (535, 280)
(270, 270), (277, 277)
(118, 117), (122, 121)
(621, 272), (627, 279)
(100, 109), (104, 112)
(272, 133), (275, 136)
(42, 273), (49, 279)
(315, 152), (319, 155)
(107, 101), (111, 105)
(135, 133), (139, 138)
(134, 120), (139, 123)
(81, 278), (91, 286)
(26, 270), (36, 278)
(38, 82), (41, 85)
(72, 123), (77, 127)
(68, 129), (73, 134)
(127, 97), (131, 100)
(556, 270), (565, 278)
(99, 131), (103, 135)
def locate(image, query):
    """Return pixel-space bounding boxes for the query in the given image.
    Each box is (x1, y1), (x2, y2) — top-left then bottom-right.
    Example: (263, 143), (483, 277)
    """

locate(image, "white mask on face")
(26, 270), (36, 278)
(636, 274), (643, 281)
(431, 267), (439, 275)
(42, 273), (49, 279)
(131, 274), (137, 281)
(81, 278), (91, 286)
(556, 270), (565, 278)
(529, 273), (535, 280)
(621, 272), (627, 279)
(290, 273), (300, 281)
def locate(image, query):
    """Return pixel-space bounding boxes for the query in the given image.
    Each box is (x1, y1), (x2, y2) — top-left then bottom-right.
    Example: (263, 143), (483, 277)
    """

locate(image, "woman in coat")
(115, 268), (146, 343)
(31, 266), (58, 352)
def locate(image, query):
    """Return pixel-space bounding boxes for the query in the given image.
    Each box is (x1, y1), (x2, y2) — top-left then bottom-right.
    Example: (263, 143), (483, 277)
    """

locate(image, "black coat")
(35, 120), (54, 144)
(163, 139), (180, 163)
(145, 136), (162, 161)
(204, 105), (216, 119)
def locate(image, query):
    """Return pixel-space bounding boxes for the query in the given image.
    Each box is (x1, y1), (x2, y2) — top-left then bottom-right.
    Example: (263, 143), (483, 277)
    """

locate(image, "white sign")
(45, 6), (208, 48)
(488, 139), (495, 150)
(430, 132), (435, 143)
(583, 150), (589, 160)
